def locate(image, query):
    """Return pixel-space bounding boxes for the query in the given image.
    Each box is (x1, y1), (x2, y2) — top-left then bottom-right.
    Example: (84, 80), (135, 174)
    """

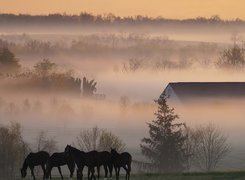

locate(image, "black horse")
(111, 148), (132, 180)
(64, 145), (98, 180)
(21, 151), (50, 180)
(96, 151), (113, 179)
(45, 152), (75, 179)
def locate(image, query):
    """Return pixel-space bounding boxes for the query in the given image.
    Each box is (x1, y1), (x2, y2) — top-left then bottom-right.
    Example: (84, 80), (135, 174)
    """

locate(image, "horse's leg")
(127, 163), (131, 180)
(30, 166), (36, 180)
(87, 167), (91, 180)
(50, 169), (52, 179)
(108, 164), (113, 178)
(117, 167), (121, 180)
(76, 169), (80, 180)
(104, 165), (108, 178)
(68, 163), (75, 178)
(114, 166), (117, 180)
(97, 166), (100, 179)
(92, 167), (96, 180)
(80, 165), (84, 180)
(122, 165), (128, 180)
(48, 167), (53, 179)
(114, 166), (119, 180)
(57, 166), (63, 179)
(41, 164), (46, 180)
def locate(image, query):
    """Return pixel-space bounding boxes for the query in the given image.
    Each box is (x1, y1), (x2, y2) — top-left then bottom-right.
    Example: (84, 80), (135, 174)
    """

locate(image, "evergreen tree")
(140, 93), (186, 172)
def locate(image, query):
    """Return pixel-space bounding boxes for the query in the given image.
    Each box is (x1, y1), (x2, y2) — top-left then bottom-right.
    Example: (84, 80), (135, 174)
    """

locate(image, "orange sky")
(0, 0), (244, 19)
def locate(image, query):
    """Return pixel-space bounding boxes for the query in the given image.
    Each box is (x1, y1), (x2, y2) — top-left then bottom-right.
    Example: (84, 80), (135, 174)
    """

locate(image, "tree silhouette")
(140, 93), (186, 172)
(191, 124), (230, 172)
(34, 59), (56, 77)
(0, 47), (21, 74)
(217, 44), (245, 69)
(76, 126), (125, 152)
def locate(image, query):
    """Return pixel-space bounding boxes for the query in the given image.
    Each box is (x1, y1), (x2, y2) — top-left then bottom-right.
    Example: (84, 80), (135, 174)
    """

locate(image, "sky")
(0, 0), (244, 19)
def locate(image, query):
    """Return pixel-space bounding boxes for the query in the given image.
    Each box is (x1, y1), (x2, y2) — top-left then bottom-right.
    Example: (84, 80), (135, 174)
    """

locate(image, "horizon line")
(0, 12), (244, 21)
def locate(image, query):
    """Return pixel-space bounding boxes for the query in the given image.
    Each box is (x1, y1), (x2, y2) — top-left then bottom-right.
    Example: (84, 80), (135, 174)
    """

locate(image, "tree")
(0, 122), (29, 178)
(191, 124), (230, 172)
(182, 126), (200, 172)
(34, 59), (56, 77)
(217, 34), (245, 69)
(140, 93), (186, 172)
(76, 126), (125, 152)
(34, 131), (57, 154)
(0, 47), (21, 74)
(217, 44), (245, 69)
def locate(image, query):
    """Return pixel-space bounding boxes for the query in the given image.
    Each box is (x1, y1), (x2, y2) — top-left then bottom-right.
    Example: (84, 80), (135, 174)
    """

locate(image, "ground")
(20, 171), (245, 180)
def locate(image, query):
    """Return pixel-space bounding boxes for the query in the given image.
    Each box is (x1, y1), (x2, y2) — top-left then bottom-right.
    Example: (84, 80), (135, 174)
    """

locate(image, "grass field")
(22, 171), (245, 180)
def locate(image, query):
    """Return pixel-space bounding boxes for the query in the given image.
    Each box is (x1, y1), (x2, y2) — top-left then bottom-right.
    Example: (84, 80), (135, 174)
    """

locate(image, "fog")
(1, 23), (245, 171)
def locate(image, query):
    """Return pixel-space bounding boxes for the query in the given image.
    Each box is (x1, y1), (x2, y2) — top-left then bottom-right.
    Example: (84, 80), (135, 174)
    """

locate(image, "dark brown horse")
(96, 151), (113, 179)
(111, 148), (132, 180)
(64, 145), (98, 180)
(21, 151), (50, 180)
(45, 152), (75, 179)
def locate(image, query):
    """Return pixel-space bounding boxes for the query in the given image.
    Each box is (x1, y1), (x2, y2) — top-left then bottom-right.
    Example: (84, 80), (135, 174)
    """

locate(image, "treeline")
(0, 13), (244, 26)
(0, 34), (220, 70)
(0, 48), (82, 95)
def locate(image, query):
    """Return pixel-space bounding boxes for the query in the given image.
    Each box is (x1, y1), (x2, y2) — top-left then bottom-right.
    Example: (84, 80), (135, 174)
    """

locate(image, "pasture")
(17, 171), (245, 180)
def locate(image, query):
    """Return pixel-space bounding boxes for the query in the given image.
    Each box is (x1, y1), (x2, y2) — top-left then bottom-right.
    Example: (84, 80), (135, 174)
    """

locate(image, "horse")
(64, 145), (98, 180)
(21, 151), (50, 180)
(111, 148), (132, 180)
(45, 152), (75, 179)
(96, 151), (113, 179)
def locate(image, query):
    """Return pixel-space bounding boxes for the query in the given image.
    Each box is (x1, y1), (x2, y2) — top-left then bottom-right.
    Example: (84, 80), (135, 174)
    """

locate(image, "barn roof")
(166, 82), (245, 101)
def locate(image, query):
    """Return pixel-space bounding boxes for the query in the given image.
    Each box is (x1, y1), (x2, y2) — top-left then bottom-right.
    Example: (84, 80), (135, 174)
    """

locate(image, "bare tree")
(183, 126), (203, 172)
(34, 131), (57, 154)
(217, 34), (245, 69)
(0, 122), (28, 178)
(76, 126), (125, 152)
(191, 124), (231, 172)
(98, 130), (125, 152)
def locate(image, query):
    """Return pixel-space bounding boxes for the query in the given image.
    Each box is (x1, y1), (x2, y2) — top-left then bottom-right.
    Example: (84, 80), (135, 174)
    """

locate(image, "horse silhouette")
(111, 148), (132, 180)
(21, 151), (50, 180)
(64, 145), (98, 180)
(96, 151), (113, 179)
(45, 152), (75, 179)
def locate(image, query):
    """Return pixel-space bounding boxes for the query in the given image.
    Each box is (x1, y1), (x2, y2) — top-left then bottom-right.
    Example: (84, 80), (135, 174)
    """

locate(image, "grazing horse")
(111, 149), (132, 180)
(96, 151), (113, 179)
(45, 152), (75, 179)
(21, 151), (50, 180)
(64, 145), (98, 180)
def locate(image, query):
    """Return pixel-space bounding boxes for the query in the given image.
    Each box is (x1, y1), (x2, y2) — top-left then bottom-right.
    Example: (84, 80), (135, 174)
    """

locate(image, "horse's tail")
(128, 155), (132, 173)
(128, 162), (131, 173)
(128, 154), (132, 172)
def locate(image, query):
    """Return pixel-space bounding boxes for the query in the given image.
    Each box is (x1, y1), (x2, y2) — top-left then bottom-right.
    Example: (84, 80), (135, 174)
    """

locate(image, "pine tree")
(140, 93), (186, 172)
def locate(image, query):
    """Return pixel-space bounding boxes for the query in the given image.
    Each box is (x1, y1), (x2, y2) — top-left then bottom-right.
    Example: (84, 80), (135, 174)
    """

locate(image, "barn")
(163, 82), (245, 103)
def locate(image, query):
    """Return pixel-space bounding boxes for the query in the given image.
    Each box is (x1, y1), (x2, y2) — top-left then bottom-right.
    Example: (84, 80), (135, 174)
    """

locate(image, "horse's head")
(65, 144), (71, 153)
(20, 168), (27, 178)
(65, 144), (74, 158)
(110, 148), (118, 157)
